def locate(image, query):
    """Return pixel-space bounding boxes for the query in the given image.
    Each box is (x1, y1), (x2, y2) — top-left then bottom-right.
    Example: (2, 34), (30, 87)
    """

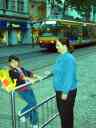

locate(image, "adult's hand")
(61, 93), (68, 100)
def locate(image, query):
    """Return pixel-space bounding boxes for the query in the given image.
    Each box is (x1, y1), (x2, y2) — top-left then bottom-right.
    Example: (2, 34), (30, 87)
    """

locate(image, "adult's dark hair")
(8, 55), (20, 62)
(59, 38), (74, 53)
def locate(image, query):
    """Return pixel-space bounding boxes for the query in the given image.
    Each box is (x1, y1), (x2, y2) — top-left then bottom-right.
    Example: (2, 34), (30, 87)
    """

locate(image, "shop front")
(8, 22), (32, 45)
(8, 23), (22, 45)
(0, 20), (8, 46)
(0, 21), (32, 46)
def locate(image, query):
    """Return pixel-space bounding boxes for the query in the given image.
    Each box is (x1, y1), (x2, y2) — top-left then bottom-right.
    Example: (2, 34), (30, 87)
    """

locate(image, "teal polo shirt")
(52, 52), (78, 94)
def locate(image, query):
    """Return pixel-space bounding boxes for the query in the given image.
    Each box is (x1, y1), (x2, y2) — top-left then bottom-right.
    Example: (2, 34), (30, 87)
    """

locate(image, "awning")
(0, 21), (28, 31)
(8, 22), (28, 31)
(20, 22), (28, 32)
(0, 20), (7, 29)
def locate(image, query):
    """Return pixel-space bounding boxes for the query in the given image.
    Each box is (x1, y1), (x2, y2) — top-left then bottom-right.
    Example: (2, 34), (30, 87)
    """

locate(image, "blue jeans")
(18, 88), (38, 125)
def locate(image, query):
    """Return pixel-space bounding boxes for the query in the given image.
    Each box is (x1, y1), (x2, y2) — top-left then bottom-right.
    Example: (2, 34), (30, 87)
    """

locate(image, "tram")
(37, 19), (96, 49)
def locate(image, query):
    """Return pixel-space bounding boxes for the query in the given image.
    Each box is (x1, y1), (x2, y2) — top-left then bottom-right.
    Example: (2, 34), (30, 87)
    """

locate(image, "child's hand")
(44, 71), (51, 76)
(25, 76), (39, 84)
(31, 78), (38, 84)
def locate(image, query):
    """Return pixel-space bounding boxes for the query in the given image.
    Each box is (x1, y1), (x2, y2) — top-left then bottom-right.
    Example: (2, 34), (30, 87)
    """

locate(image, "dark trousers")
(56, 89), (77, 128)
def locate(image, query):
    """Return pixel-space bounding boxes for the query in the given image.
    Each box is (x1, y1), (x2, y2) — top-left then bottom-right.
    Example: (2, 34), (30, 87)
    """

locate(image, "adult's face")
(56, 40), (67, 53)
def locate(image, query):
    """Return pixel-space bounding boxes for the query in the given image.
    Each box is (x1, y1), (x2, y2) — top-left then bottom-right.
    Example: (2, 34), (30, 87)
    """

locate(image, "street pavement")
(0, 45), (96, 128)
(0, 44), (41, 58)
(0, 44), (44, 67)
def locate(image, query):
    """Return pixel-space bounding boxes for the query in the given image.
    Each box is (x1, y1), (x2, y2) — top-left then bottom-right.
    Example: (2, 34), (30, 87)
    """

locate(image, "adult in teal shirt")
(53, 39), (77, 128)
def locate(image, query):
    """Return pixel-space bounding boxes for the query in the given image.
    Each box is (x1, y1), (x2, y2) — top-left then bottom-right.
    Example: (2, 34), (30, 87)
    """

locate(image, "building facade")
(0, 0), (33, 46)
(0, 0), (85, 46)
(29, 0), (46, 20)
(0, 0), (47, 46)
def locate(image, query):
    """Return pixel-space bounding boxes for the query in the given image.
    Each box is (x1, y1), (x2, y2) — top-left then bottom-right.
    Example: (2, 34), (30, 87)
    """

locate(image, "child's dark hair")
(8, 55), (20, 62)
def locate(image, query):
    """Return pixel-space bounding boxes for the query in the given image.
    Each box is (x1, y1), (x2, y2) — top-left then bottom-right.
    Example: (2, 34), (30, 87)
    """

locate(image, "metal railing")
(18, 94), (59, 128)
(0, 75), (60, 128)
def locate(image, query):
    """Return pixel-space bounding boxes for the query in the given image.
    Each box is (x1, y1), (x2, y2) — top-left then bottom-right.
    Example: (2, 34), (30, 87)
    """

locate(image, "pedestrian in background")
(8, 55), (40, 128)
(52, 39), (78, 128)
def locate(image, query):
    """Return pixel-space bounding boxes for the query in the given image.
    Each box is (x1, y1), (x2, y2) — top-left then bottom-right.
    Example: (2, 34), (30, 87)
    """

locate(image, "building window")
(8, 0), (17, 12)
(17, 0), (24, 13)
(2, 0), (9, 10)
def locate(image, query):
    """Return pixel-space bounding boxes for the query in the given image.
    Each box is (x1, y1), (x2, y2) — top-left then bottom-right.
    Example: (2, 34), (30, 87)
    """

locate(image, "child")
(8, 55), (39, 128)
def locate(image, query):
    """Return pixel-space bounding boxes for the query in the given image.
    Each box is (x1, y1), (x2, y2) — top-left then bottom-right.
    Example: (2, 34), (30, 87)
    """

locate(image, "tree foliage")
(47, 0), (96, 21)
(63, 0), (96, 21)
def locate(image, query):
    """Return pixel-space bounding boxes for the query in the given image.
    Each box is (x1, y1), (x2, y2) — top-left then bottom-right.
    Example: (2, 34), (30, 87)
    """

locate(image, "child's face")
(9, 59), (19, 68)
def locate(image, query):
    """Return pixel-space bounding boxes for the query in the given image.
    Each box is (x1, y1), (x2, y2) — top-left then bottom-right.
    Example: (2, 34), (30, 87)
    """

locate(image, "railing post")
(10, 91), (16, 128)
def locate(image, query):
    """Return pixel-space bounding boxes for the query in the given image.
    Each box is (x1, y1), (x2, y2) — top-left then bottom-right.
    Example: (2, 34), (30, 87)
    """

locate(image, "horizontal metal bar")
(14, 81), (32, 91)
(19, 94), (56, 117)
(40, 113), (59, 128)
(14, 74), (52, 91)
